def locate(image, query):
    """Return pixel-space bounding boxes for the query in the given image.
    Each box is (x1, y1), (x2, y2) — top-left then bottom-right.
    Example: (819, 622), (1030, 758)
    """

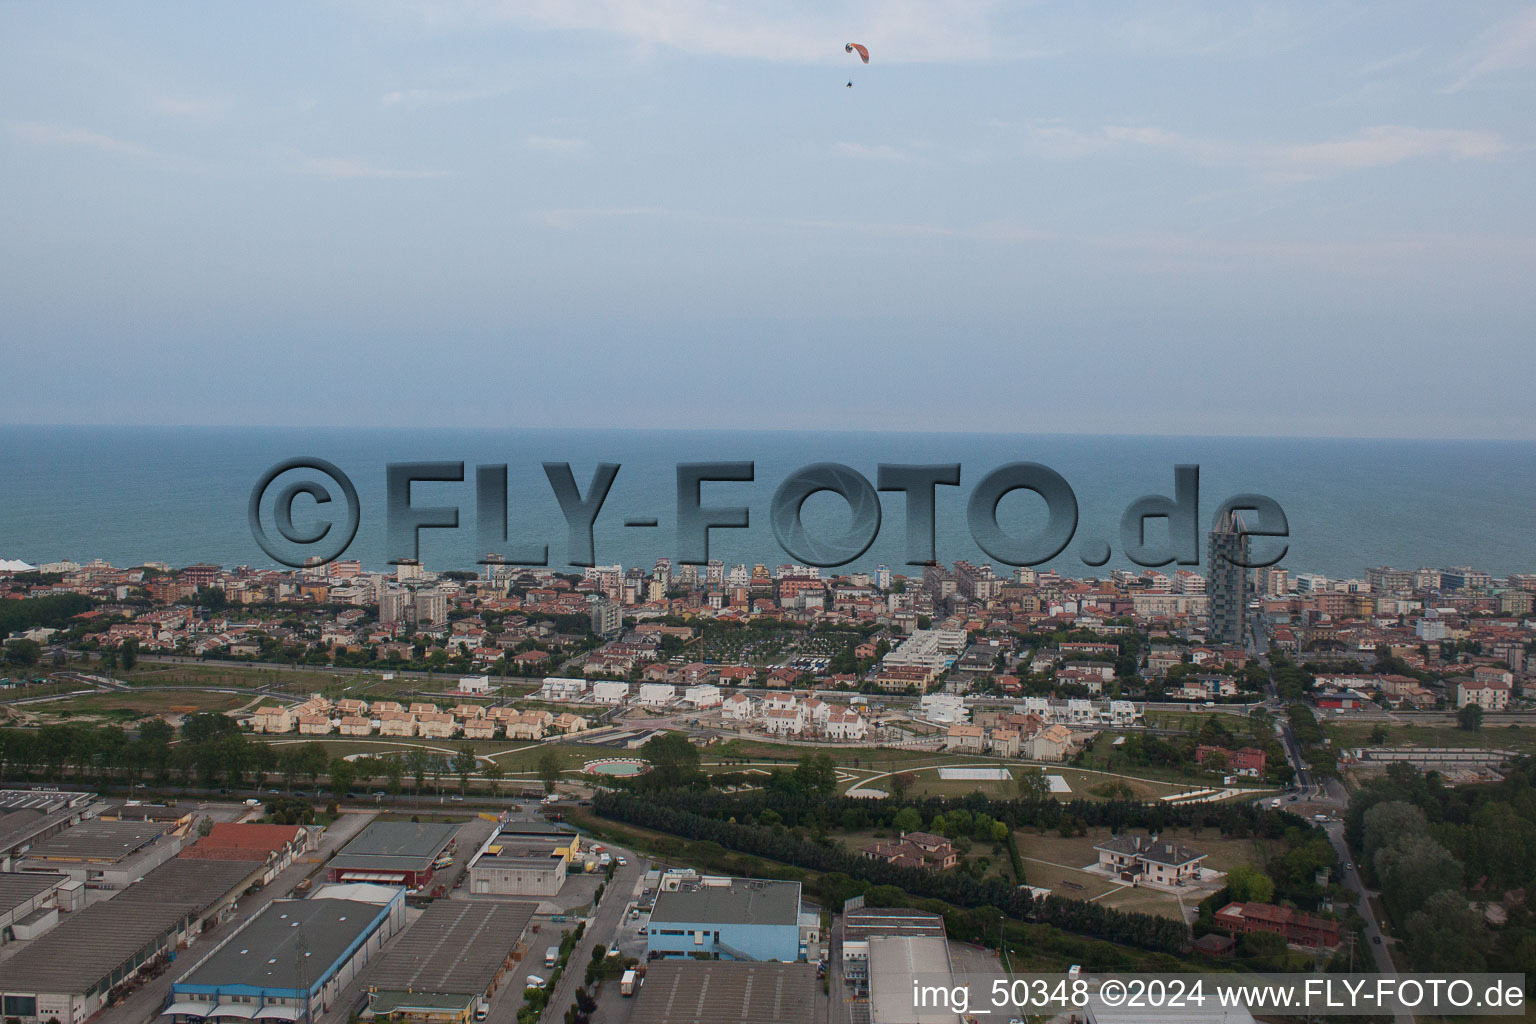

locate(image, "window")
(4, 996), (38, 1017)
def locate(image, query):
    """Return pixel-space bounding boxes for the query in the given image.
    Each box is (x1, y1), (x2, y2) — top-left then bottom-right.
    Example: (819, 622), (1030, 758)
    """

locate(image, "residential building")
(1094, 834), (1206, 886)
(1214, 901), (1341, 949)
(1206, 508), (1251, 647)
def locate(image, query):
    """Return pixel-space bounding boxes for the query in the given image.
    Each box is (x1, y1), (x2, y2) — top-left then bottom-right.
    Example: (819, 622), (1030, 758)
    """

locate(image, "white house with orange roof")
(764, 705), (807, 737)
(338, 715), (372, 737)
(250, 705), (295, 734)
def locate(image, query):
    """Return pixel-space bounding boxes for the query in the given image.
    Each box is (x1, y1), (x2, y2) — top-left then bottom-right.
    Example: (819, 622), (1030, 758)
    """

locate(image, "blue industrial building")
(163, 890), (405, 1024)
(646, 877), (802, 962)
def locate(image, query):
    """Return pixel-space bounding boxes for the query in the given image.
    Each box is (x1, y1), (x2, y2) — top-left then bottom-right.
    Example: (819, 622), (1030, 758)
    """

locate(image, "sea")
(1, 426), (1533, 580)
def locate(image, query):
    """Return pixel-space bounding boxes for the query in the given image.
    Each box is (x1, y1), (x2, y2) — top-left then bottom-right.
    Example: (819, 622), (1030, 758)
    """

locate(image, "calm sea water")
(0, 426), (1532, 579)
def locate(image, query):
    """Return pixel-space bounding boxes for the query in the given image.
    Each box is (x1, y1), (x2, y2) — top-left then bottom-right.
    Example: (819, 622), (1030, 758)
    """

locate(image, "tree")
(888, 772), (916, 803)
(793, 753), (838, 798)
(892, 806), (923, 832)
(538, 750), (563, 795)
(405, 748), (430, 795)
(1226, 862), (1275, 904)
(119, 638), (139, 673)
(182, 712), (237, 745)
(639, 732), (701, 789)
(329, 757), (356, 796)
(1015, 767), (1050, 802)
(1457, 703), (1484, 732)
(2, 639), (41, 668)
(453, 745), (478, 794)
(1404, 890), (1488, 971)
(1369, 723), (1389, 744)
(485, 760), (505, 798)
(198, 815), (215, 837)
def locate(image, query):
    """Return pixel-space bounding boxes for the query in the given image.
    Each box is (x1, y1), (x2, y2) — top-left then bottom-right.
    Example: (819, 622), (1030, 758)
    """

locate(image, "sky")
(1, 2), (1534, 439)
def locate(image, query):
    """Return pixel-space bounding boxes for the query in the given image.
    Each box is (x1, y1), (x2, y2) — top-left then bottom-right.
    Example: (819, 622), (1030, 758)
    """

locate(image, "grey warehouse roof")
(370, 899), (536, 996)
(328, 821), (460, 873)
(0, 858), (260, 994)
(178, 899), (388, 992)
(627, 961), (816, 1024)
(650, 879), (800, 928)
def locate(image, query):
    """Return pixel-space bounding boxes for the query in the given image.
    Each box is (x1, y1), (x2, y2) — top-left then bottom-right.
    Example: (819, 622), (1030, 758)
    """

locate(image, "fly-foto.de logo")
(247, 460), (1287, 570)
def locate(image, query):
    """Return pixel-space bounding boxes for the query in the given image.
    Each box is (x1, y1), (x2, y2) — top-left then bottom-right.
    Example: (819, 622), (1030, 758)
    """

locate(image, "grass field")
(1013, 826), (1272, 921)
(124, 661), (336, 692)
(1325, 720), (1536, 755)
(34, 689), (252, 718)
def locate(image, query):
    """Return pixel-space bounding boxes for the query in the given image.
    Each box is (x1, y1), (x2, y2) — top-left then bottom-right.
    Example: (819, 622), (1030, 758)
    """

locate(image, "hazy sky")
(2, 2), (1533, 438)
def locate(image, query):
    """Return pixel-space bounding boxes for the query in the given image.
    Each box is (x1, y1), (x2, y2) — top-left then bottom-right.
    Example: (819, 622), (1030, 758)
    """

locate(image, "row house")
(463, 718), (497, 740)
(945, 723), (986, 754)
(378, 710), (418, 737)
(417, 712), (456, 739)
(825, 709), (868, 741)
(339, 716), (372, 737)
(723, 693), (756, 721)
(250, 705), (294, 734)
(297, 713), (334, 736)
(764, 705), (807, 737)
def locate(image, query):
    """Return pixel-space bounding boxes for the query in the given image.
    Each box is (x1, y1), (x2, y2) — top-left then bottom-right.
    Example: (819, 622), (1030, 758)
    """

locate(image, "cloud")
(382, 85), (514, 107)
(286, 151), (452, 180)
(1271, 125), (1505, 173)
(832, 141), (912, 162)
(523, 134), (592, 157)
(151, 96), (226, 118)
(1014, 121), (1507, 180)
(8, 120), (158, 158)
(1446, 6), (1536, 91)
(387, 0), (1031, 63)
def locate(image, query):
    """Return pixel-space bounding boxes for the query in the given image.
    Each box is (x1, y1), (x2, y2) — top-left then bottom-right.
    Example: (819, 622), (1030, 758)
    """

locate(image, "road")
(1319, 820), (1413, 1024)
(521, 849), (648, 1024)
(91, 810), (376, 1024)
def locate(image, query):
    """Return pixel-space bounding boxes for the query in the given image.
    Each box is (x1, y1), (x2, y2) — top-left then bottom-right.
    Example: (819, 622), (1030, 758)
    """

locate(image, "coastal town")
(3, 539), (1536, 1024)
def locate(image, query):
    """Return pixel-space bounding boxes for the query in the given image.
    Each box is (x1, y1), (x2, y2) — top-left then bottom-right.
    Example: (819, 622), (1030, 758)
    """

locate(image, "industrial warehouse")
(0, 858), (264, 1023)
(464, 835), (568, 897)
(325, 821), (460, 889)
(366, 899), (537, 1024)
(626, 961), (817, 1024)
(164, 892), (406, 1024)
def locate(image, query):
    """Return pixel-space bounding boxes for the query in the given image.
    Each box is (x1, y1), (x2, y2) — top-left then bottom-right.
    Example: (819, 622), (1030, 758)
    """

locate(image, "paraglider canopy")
(845, 42), (869, 63)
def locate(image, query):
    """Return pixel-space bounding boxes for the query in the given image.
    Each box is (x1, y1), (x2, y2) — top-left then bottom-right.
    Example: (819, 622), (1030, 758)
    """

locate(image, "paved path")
(522, 850), (648, 1024)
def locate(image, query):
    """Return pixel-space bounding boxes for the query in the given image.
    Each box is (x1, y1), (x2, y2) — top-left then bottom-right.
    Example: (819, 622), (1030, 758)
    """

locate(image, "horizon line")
(3, 422), (1535, 445)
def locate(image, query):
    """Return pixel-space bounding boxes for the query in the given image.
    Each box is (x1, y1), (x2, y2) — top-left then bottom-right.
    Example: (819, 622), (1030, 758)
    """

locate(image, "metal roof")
(369, 899), (536, 996)
(842, 907), (947, 942)
(0, 789), (93, 813)
(627, 961), (816, 1024)
(0, 859), (260, 995)
(650, 879), (800, 928)
(328, 821), (460, 873)
(177, 899), (391, 993)
(24, 819), (173, 862)
(867, 936), (956, 1024)
(0, 871), (68, 916)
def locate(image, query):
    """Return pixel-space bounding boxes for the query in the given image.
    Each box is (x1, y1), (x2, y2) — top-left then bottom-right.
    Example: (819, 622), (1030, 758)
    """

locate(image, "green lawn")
(1325, 720), (1536, 755)
(37, 689), (251, 717)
